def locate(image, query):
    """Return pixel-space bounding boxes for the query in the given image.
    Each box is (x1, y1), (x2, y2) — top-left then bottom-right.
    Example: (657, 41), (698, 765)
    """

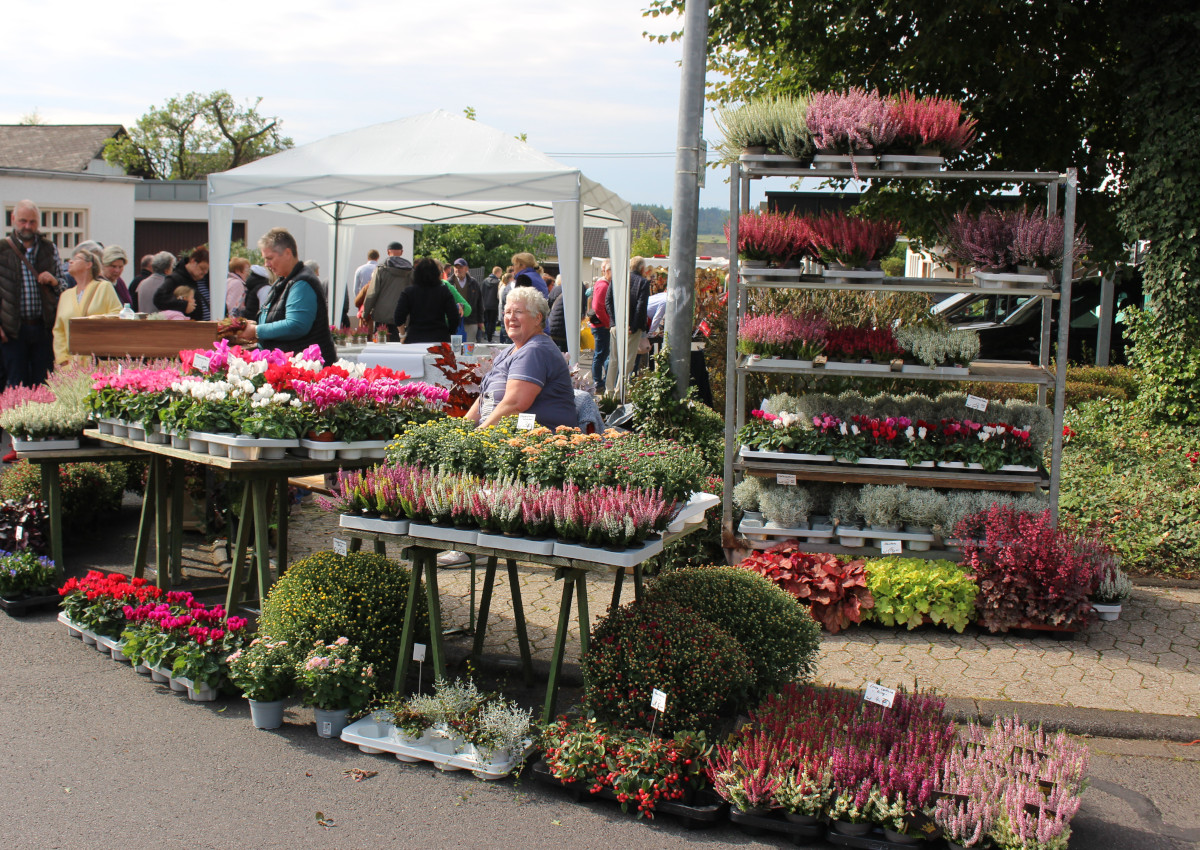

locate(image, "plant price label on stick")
(650, 689), (668, 712)
(776, 473), (797, 486)
(193, 354), (211, 373)
(413, 643), (426, 663)
(332, 538), (348, 556)
(15, 525), (24, 541)
(864, 682), (896, 708)
(965, 394), (989, 412)
(881, 540), (903, 555)
(516, 413), (537, 430)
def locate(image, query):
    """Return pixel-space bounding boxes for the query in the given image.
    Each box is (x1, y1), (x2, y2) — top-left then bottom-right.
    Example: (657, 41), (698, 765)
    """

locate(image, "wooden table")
(342, 518), (711, 722)
(84, 431), (374, 610)
(16, 444), (145, 571)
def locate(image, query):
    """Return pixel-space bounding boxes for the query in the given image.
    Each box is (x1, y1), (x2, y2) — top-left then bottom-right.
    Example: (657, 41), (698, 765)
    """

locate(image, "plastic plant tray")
(728, 808), (826, 844)
(552, 537), (664, 568)
(340, 715), (524, 779)
(407, 523), (479, 547)
(12, 437), (81, 452)
(0, 590), (60, 615)
(202, 432), (299, 461)
(340, 514), (411, 536)
(474, 531), (556, 556)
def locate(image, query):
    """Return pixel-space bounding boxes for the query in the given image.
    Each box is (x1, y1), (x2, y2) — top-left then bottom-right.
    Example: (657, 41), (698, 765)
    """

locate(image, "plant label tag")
(966, 394), (989, 412)
(332, 538), (348, 556)
(193, 354), (211, 373)
(881, 540), (903, 555)
(117, 364), (123, 376)
(813, 355), (828, 367)
(516, 413), (537, 430)
(413, 643), (427, 663)
(698, 319), (711, 337)
(776, 473), (797, 486)
(320, 721), (332, 736)
(864, 682), (896, 708)
(650, 688), (668, 712)
(15, 525), (24, 541)
(902, 811), (941, 838)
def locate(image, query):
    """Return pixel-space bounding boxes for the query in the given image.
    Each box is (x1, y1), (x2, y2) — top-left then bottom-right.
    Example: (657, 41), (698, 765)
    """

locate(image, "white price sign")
(15, 525), (24, 541)
(332, 538), (348, 556)
(650, 688), (668, 712)
(881, 540), (903, 555)
(516, 412), (537, 430)
(193, 354), (211, 373)
(776, 473), (797, 486)
(965, 394), (989, 412)
(413, 643), (427, 663)
(864, 682), (897, 708)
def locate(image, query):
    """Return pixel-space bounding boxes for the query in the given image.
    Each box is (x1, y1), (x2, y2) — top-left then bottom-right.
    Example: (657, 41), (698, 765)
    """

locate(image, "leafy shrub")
(739, 543), (874, 633)
(645, 566), (820, 700)
(961, 506), (1098, 631)
(258, 551), (427, 681)
(630, 349), (725, 475)
(863, 557), (979, 632)
(0, 460), (128, 534)
(1059, 398), (1200, 577)
(582, 599), (754, 734)
(1126, 307), (1200, 425)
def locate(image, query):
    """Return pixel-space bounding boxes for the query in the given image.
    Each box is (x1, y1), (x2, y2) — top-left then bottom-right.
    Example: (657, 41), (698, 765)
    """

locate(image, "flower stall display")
(724, 211), (815, 266)
(2, 360), (137, 450)
(340, 677), (534, 778)
(296, 637), (375, 737)
(227, 637), (297, 729)
(736, 312), (828, 362)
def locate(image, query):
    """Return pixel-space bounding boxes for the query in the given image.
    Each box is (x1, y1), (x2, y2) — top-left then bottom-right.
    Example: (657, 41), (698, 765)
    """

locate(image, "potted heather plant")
(772, 766), (833, 824)
(807, 87), (898, 178)
(1085, 542), (1130, 620)
(727, 211), (814, 267)
(809, 212), (900, 271)
(942, 207), (1014, 273)
(1010, 207), (1091, 274)
(887, 91), (978, 158)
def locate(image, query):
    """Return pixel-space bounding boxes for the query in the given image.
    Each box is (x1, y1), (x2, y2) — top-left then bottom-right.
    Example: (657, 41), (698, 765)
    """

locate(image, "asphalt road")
(3, 605), (1198, 850)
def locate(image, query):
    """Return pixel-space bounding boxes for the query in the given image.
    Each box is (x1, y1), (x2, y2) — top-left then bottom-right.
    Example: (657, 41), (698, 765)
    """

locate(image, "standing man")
(589, 259), (613, 389)
(353, 249), (379, 303)
(604, 256), (651, 394)
(480, 265), (501, 342)
(360, 241), (412, 341)
(451, 258), (482, 342)
(128, 253), (154, 301)
(0, 200), (69, 389)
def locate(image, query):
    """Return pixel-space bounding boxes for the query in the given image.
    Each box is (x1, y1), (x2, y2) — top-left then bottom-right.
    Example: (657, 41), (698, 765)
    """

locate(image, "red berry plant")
(960, 505), (1100, 632)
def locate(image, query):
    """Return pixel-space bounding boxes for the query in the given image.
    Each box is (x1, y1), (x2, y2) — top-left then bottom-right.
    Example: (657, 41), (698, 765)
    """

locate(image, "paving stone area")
(281, 500), (1200, 717)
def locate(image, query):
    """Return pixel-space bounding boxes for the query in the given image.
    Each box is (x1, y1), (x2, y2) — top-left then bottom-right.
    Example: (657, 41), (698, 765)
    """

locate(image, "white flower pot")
(1092, 602), (1122, 621)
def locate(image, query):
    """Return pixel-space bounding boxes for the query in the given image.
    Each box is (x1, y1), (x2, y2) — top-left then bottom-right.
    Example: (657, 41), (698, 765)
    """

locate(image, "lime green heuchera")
(864, 557), (979, 632)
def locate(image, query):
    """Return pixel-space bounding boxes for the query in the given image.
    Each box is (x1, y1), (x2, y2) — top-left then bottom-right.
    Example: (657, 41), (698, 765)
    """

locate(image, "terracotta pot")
(306, 430), (337, 442)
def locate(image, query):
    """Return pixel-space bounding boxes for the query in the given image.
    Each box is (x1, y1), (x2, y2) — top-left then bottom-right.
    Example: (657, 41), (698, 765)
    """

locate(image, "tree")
(631, 224), (670, 258)
(412, 225), (552, 271)
(645, 0), (1130, 262)
(19, 109), (45, 126)
(104, 91), (293, 180)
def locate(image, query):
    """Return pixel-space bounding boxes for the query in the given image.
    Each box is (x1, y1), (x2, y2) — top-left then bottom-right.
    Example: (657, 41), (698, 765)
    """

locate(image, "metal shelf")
(739, 270), (1060, 298)
(738, 357), (1055, 386)
(736, 155), (1067, 184)
(735, 459), (1046, 493)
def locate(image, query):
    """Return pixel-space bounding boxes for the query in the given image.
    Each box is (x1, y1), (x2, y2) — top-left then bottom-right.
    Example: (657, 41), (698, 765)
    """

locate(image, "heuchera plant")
(739, 544), (874, 633)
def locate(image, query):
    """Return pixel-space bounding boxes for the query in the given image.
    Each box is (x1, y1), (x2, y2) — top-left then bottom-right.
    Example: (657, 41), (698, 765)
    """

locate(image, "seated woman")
(393, 257), (461, 344)
(465, 286), (576, 430)
(52, 248), (124, 365)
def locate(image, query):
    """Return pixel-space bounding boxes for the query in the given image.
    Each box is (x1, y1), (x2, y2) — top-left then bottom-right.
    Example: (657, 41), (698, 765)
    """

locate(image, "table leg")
(169, 461), (184, 586)
(610, 567), (626, 610)
(41, 462), (64, 573)
(251, 479), (273, 601)
(276, 476), (289, 575)
(348, 536), (362, 553)
(224, 481), (254, 613)
(575, 572), (590, 658)
(374, 538), (387, 556)
(393, 550), (425, 692)
(543, 569), (579, 723)
(633, 562), (644, 602)
(468, 556), (477, 632)
(506, 558), (534, 686)
(423, 553), (447, 683)
(470, 557), (499, 661)
(133, 460), (157, 580)
(154, 457), (170, 591)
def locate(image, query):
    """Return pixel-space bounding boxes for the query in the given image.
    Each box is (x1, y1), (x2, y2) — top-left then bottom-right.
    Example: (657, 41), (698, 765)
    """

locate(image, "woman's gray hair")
(72, 249), (102, 279)
(505, 285), (550, 328)
(150, 251), (175, 274)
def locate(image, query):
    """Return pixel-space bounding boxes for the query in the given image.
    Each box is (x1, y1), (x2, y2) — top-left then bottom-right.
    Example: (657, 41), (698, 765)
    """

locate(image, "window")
(4, 206), (88, 250)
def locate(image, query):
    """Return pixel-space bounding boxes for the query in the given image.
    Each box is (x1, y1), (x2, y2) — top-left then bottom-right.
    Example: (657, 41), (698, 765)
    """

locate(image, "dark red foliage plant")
(958, 505), (1099, 632)
(739, 543), (874, 633)
(426, 343), (479, 417)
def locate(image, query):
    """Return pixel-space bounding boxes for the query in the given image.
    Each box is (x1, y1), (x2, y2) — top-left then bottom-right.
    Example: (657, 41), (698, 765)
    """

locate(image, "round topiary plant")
(258, 551), (427, 682)
(645, 566), (821, 700)
(582, 599), (754, 734)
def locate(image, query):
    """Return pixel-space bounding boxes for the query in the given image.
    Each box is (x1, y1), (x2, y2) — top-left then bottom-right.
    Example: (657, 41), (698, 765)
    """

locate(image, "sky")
(4, 0), (752, 214)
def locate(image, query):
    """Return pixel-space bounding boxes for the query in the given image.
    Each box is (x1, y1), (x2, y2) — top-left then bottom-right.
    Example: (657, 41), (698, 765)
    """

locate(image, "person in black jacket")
(480, 266), (501, 342)
(394, 257), (460, 345)
(547, 274), (587, 353)
(153, 246), (210, 319)
(604, 256), (651, 393)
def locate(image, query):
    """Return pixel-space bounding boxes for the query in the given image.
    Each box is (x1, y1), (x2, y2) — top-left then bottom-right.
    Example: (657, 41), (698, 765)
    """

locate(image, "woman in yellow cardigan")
(52, 248), (123, 364)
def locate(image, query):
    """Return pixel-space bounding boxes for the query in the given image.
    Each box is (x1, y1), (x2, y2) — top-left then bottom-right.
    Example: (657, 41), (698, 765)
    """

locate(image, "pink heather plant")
(943, 207), (1015, 271)
(807, 88), (898, 153)
(738, 312), (830, 359)
(1009, 207), (1091, 270)
(889, 91), (978, 156)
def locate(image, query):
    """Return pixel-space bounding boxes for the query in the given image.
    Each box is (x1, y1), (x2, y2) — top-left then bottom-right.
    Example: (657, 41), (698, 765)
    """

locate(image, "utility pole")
(665, 0), (709, 397)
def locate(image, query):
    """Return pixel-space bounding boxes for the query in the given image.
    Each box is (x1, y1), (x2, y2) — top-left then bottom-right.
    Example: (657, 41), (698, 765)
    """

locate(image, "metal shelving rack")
(720, 156), (1079, 551)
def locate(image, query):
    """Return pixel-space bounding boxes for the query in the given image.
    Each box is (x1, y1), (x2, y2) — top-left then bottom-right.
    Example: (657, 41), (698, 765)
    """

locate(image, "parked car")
(931, 271), (1143, 364)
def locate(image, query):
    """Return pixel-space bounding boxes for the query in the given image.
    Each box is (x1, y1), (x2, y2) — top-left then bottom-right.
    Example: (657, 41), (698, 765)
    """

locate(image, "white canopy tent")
(206, 110), (633, 375)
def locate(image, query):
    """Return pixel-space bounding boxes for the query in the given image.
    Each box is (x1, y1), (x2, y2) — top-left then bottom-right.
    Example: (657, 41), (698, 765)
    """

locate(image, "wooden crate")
(69, 317), (220, 359)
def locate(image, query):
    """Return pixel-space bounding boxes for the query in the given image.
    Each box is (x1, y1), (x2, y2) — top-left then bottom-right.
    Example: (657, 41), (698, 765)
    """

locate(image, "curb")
(944, 696), (1200, 743)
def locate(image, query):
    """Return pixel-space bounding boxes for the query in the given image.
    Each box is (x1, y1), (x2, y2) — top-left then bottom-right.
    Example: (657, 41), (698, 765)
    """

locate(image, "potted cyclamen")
(227, 638), (297, 729)
(296, 637), (375, 738)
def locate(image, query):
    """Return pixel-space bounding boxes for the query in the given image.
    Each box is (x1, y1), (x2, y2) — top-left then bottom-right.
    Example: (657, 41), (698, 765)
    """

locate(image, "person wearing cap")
(359, 241), (412, 341)
(450, 258), (482, 342)
(100, 246), (133, 306)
